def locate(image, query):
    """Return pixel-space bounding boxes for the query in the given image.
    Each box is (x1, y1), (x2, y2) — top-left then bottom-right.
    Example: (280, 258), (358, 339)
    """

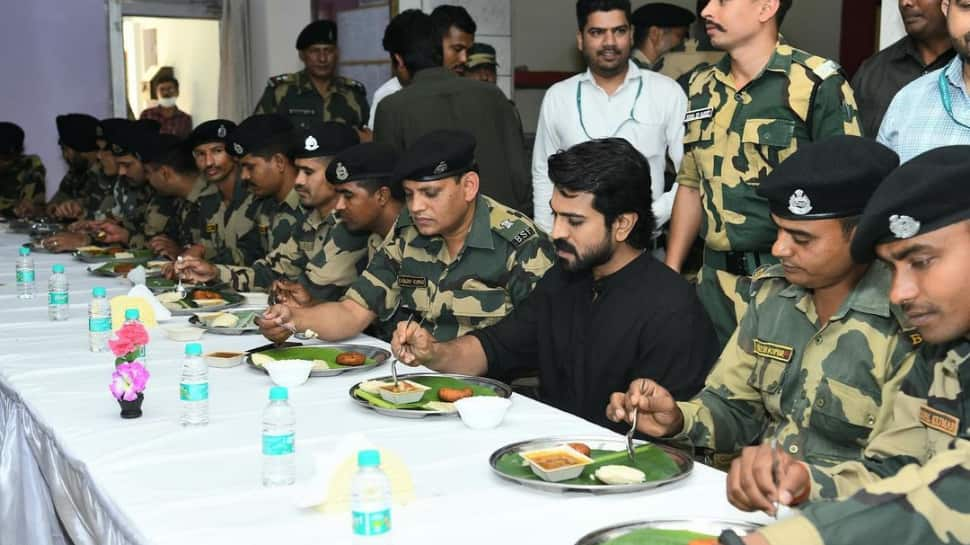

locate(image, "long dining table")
(0, 227), (769, 545)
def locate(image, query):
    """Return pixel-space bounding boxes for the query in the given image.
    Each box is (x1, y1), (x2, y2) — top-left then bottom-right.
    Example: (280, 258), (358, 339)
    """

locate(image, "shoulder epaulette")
(749, 263), (787, 294)
(338, 77), (366, 92)
(490, 204), (539, 249)
(790, 49), (843, 80)
(267, 73), (297, 88)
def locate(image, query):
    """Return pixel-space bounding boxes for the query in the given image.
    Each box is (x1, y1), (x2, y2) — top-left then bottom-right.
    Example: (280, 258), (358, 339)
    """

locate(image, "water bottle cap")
(52, 264), (64, 273)
(124, 308), (140, 320)
(19, 246), (30, 256)
(185, 342), (202, 356)
(269, 386), (289, 401)
(357, 449), (381, 467)
(92, 287), (106, 297)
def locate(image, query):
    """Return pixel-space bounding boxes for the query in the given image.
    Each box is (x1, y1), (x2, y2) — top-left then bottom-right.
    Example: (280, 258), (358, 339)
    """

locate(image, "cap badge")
(111, 143), (124, 154)
(335, 162), (349, 181)
(889, 214), (920, 239)
(233, 142), (244, 155)
(217, 124), (227, 138)
(304, 135), (319, 152)
(433, 161), (449, 175)
(499, 219), (515, 230)
(788, 189), (813, 216)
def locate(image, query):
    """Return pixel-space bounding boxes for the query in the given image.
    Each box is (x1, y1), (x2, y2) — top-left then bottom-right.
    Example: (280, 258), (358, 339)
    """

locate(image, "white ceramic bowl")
(263, 359), (314, 388)
(453, 396), (512, 429)
(204, 351), (245, 368)
(377, 380), (430, 404)
(520, 445), (593, 482)
(161, 324), (205, 342)
(240, 292), (269, 307)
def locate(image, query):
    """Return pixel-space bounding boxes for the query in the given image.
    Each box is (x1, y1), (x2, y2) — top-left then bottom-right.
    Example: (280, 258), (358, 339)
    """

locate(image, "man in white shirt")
(368, 6), (476, 130)
(532, 0), (687, 237)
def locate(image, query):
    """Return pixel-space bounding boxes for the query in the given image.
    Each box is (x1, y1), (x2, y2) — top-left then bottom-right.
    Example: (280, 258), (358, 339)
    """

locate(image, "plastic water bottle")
(179, 342), (209, 426)
(352, 449), (392, 544)
(123, 308), (147, 360)
(16, 247), (35, 299)
(88, 287), (111, 352)
(48, 264), (69, 320)
(262, 386), (295, 487)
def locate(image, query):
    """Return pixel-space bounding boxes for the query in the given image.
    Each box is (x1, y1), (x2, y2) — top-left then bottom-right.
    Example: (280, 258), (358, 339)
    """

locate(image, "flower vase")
(118, 393), (144, 419)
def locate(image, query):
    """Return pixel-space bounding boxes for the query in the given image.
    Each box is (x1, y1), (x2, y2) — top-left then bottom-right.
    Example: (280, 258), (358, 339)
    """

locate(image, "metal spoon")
(625, 379), (648, 461)
(175, 256), (187, 299)
(770, 437), (780, 519)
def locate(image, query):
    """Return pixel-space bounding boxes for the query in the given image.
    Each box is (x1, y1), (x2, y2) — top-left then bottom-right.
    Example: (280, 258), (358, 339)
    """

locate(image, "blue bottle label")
(89, 317), (111, 332)
(49, 291), (68, 305)
(180, 382), (209, 401)
(353, 509), (391, 536)
(16, 270), (34, 283)
(262, 433), (294, 456)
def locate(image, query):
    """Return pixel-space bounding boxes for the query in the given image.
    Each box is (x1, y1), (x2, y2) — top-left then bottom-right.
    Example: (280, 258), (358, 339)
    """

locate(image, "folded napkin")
(106, 285), (172, 329)
(293, 432), (414, 512)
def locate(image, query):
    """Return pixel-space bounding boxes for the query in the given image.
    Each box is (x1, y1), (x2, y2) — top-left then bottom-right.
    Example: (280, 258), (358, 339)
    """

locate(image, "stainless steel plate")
(247, 343), (391, 377)
(489, 436), (693, 494)
(349, 372), (512, 418)
(188, 309), (262, 335)
(575, 518), (761, 545)
(161, 289), (245, 316)
(75, 249), (152, 263)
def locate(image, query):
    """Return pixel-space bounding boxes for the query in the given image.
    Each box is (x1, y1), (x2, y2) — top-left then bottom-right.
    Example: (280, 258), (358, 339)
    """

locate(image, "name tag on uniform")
(753, 339), (794, 363)
(919, 405), (960, 436)
(205, 223), (217, 233)
(511, 226), (536, 248)
(684, 107), (714, 123)
(398, 275), (428, 289)
(288, 108), (317, 116)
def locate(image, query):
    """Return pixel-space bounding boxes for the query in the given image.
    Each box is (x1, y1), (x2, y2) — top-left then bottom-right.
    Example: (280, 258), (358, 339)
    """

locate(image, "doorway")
(122, 16), (221, 125)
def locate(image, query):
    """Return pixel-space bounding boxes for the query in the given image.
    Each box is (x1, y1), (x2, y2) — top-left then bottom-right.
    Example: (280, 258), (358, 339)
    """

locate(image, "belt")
(703, 247), (775, 276)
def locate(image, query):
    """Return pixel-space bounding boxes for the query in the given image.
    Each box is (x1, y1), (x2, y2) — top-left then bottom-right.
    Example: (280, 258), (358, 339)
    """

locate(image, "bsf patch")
(909, 332), (923, 346)
(919, 405), (960, 436)
(684, 107), (714, 123)
(398, 275), (428, 289)
(753, 339), (794, 363)
(511, 226), (536, 248)
(205, 223), (217, 233)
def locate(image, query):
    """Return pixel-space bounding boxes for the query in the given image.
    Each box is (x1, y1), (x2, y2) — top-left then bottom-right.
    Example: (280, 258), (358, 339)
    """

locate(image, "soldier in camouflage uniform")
(608, 137), (919, 472)
(726, 147), (970, 545)
(259, 130), (555, 344)
(0, 122), (46, 218)
(254, 20), (369, 132)
(179, 122), (366, 299)
(665, 0), (861, 350)
(48, 113), (102, 220)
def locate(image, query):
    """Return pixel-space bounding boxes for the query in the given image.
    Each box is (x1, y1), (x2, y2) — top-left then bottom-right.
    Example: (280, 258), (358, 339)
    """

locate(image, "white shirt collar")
(578, 59), (641, 93)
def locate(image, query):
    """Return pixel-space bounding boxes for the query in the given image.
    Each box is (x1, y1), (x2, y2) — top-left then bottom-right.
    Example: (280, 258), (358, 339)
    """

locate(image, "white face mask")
(157, 96), (177, 108)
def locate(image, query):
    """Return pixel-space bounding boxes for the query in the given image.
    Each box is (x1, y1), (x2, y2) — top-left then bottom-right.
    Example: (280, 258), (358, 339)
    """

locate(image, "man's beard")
(554, 236), (613, 273)
(586, 46), (628, 78)
(953, 32), (970, 63)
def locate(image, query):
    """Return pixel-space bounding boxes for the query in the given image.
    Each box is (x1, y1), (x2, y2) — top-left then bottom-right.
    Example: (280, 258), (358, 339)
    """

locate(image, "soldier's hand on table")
(13, 198), (37, 218)
(68, 219), (95, 233)
(271, 280), (313, 308)
(741, 534), (770, 545)
(52, 200), (84, 220)
(94, 221), (129, 244)
(258, 304), (295, 343)
(391, 320), (435, 366)
(606, 379), (685, 437)
(41, 232), (89, 253)
(726, 443), (809, 516)
(174, 256), (217, 283)
(148, 235), (180, 259)
(181, 244), (205, 259)
(161, 262), (177, 280)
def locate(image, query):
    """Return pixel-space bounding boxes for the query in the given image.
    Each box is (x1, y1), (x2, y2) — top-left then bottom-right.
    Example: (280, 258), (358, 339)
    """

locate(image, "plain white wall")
(881, 0), (906, 48)
(249, 0), (314, 110)
(123, 17), (221, 125)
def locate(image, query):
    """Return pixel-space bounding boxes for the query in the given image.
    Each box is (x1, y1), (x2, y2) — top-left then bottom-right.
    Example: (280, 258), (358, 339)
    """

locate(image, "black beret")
(757, 135), (899, 221)
(189, 119), (236, 149)
(141, 133), (183, 164)
(296, 20), (337, 49)
(466, 43), (498, 69)
(111, 120), (161, 160)
(0, 122), (25, 155)
(293, 122), (359, 159)
(227, 114), (293, 158)
(100, 119), (131, 149)
(393, 129), (477, 182)
(327, 142), (400, 185)
(56, 113), (100, 152)
(851, 145), (970, 263)
(631, 2), (696, 28)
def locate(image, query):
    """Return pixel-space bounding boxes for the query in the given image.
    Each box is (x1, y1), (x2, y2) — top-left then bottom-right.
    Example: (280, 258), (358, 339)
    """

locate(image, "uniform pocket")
(810, 378), (879, 448)
(747, 357), (787, 395)
(739, 118), (796, 185)
(451, 288), (508, 318)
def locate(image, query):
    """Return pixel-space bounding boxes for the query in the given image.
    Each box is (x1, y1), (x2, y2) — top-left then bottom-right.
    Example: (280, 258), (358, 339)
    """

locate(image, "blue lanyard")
(576, 76), (644, 139)
(938, 67), (970, 130)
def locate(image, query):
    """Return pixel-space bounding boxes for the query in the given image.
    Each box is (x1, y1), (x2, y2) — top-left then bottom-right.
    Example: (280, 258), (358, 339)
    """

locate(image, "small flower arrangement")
(107, 320), (150, 402)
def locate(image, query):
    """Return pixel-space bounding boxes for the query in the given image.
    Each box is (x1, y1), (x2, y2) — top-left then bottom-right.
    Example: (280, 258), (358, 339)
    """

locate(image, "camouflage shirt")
(344, 195), (556, 341)
(758, 340), (970, 545)
(0, 154), (45, 214)
(184, 176), (266, 266)
(83, 170), (117, 220)
(142, 193), (182, 242)
(672, 262), (919, 468)
(677, 43), (862, 252)
(115, 183), (156, 249)
(254, 70), (369, 130)
(50, 163), (101, 207)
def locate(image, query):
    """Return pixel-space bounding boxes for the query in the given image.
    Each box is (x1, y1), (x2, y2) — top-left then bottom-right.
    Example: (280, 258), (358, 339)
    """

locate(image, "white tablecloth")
(0, 228), (768, 545)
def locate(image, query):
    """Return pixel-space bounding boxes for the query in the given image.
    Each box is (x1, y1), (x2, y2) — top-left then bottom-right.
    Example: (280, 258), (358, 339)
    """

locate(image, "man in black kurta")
(392, 138), (718, 431)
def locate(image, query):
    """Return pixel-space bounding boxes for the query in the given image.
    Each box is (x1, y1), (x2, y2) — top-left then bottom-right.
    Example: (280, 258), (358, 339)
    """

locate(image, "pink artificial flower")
(108, 336), (136, 358)
(109, 361), (151, 401)
(117, 322), (150, 346)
